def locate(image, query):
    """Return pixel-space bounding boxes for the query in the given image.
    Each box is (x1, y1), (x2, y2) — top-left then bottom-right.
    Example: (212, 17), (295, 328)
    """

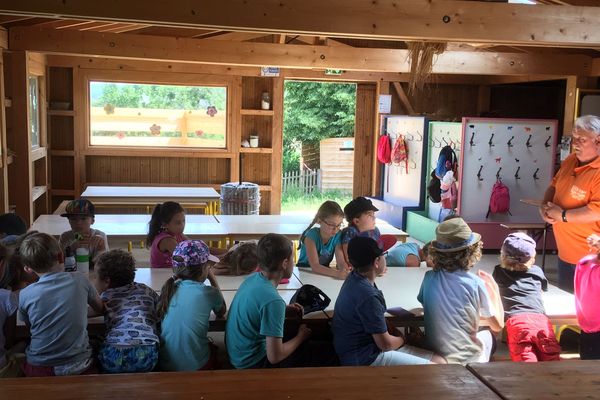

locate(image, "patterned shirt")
(101, 282), (160, 346)
(341, 226), (382, 246)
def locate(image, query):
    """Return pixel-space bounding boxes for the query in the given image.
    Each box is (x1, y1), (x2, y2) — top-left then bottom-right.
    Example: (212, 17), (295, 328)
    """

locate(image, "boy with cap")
(419, 217), (504, 364)
(59, 199), (108, 269)
(493, 232), (560, 362)
(340, 197), (397, 268)
(333, 236), (442, 366)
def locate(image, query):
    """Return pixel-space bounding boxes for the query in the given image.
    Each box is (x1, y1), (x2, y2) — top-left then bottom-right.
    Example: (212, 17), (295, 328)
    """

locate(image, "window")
(89, 81), (227, 148)
(29, 76), (40, 148)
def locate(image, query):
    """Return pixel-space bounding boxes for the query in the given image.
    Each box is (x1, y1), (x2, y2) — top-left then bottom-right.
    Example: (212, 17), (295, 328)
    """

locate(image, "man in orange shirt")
(540, 115), (600, 292)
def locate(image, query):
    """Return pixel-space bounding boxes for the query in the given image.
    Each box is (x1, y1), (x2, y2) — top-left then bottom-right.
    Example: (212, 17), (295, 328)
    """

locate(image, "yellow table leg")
(128, 241), (133, 252)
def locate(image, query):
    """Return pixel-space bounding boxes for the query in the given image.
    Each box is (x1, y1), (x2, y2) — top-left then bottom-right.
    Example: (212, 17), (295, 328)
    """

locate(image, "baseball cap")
(172, 240), (219, 269)
(501, 232), (536, 264)
(348, 236), (389, 268)
(61, 199), (95, 218)
(344, 197), (378, 221)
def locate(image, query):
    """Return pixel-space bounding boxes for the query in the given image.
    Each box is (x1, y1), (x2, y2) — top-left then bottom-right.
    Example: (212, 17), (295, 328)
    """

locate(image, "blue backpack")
(435, 145), (458, 179)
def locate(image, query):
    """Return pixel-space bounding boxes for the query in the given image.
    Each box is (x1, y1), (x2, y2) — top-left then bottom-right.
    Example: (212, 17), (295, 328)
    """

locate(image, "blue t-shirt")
(417, 269), (494, 364)
(225, 272), (285, 369)
(101, 282), (160, 347)
(341, 226), (381, 245)
(159, 280), (223, 371)
(297, 227), (342, 268)
(332, 271), (387, 366)
(386, 242), (421, 267)
(19, 272), (98, 366)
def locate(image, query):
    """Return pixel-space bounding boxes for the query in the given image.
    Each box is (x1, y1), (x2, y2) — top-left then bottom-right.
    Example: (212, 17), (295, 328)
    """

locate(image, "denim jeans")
(557, 258), (576, 293)
(370, 345), (432, 366)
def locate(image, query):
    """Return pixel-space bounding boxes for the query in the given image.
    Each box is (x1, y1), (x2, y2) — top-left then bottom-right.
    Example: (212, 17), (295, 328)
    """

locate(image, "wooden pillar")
(0, 35), (8, 213)
(353, 83), (377, 198)
(270, 76), (284, 214)
(563, 76), (578, 137)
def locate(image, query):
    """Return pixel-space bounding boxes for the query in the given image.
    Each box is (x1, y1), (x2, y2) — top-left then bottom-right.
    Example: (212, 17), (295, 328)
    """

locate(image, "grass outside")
(281, 187), (353, 214)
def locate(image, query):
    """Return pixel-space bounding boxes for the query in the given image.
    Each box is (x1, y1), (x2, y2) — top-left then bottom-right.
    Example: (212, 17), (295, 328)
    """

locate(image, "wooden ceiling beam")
(9, 27), (593, 76)
(592, 58), (600, 76)
(2, 0), (600, 47)
(202, 31), (272, 42)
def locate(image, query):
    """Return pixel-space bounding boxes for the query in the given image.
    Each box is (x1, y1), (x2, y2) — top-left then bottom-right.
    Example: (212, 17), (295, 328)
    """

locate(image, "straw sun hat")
(431, 218), (481, 253)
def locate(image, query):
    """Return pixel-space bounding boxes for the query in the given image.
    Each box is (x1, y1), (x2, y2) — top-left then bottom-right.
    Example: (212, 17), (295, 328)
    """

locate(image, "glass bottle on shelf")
(261, 92), (271, 110)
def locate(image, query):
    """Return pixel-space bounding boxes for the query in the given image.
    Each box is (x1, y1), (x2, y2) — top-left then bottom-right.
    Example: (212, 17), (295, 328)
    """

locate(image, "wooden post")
(563, 76), (578, 137)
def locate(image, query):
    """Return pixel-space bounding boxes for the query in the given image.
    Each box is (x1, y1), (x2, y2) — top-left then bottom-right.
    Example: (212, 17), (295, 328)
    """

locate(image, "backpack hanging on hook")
(486, 178), (511, 218)
(377, 132), (392, 164)
(391, 134), (409, 174)
(435, 145), (458, 180)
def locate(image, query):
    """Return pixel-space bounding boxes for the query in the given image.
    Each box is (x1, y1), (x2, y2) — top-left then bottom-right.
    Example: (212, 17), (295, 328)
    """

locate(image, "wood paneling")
(240, 153), (271, 186)
(242, 77), (272, 110)
(353, 83), (377, 197)
(48, 66), (73, 105)
(49, 115), (74, 150)
(50, 156), (74, 190)
(85, 156), (231, 185)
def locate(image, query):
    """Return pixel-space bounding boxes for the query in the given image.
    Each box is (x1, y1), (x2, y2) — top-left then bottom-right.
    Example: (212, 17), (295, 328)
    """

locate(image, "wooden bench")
(0, 364), (499, 399)
(468, 360), (600, 400)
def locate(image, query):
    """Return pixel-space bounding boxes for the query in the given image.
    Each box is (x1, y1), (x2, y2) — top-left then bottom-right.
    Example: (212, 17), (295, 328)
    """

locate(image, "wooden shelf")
(32, 185), (47, 202)
(240, 109), (274, 116)
(50, 189), (75, 196)
(48, 110), (75, 116)
(31, 147), (47, 162)
(50, 149), (75, 157)
(239, 147), (273, 154)
(259, 185), (272, 191)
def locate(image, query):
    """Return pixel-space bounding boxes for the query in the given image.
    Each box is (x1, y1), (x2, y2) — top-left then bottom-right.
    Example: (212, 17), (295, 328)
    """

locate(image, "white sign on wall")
(378, 95), (392, 114)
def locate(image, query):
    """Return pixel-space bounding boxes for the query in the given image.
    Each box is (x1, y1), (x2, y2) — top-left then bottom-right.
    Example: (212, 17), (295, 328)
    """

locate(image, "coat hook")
(533, 168), (540, 180)
(406, 133), (414, 141)
(496, 167), (502, 180)
(470, 132), (476, 147)
(409, 160), (417, 170)
(507, 136), (515, 148)
(442, 137), (449, 145)
(526, 134), (532, 148)
(416, 131), (423, 141)
(488, 133), (495, 147)
(514, 166), (520, 180)
(544, 136), (551, 148)
(477, 165), (484, 181)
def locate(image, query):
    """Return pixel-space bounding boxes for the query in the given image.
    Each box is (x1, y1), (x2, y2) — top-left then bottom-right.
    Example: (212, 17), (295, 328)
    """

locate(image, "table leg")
(541, 223), (548, 271)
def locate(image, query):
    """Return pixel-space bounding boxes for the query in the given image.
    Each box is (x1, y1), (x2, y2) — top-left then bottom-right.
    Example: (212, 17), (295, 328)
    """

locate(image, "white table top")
(133, 267), (303, 292)
(81, 186), (220, 202)
(296, 264), (576, 322)
(30, 214), (226, 239)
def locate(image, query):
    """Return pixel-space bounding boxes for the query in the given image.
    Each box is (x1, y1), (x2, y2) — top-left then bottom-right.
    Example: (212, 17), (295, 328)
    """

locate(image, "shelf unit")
(47, 66), (76, 212)
(239, 76), (283, 214)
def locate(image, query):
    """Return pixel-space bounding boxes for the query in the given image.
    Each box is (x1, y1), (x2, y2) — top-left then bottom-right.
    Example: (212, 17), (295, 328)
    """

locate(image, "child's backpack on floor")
(435, 145), (458, 180)
(486, 179), (511, 218)
(391, 134), (408, 174)
(427, 170), (441, 203)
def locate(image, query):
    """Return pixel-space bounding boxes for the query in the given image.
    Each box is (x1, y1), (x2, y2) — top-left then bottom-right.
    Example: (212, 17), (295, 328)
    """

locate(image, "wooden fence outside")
(282, 169), (321, 194)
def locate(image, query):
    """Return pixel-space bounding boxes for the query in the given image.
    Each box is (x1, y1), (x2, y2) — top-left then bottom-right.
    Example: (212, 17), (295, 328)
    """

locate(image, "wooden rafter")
(392, 82), (416, 115)
(2, 0), (600, 47)
(8, 27), (593, 76)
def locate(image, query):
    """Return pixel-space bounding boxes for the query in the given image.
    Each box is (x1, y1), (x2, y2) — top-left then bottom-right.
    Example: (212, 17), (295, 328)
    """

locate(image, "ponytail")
(146, 201), (185, 248)
(299, 201), (344, 250)
(157, 277), (178, 320)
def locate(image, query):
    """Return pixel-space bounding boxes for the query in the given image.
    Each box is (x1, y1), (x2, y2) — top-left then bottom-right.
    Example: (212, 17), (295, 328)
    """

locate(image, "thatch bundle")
(407, 42), (447, 93)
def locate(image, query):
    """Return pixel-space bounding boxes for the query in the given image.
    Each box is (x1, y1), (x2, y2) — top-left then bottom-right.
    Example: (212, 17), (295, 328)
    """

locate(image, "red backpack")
(486, 179), (511, 218)
(377, 134), (391, 164)
(391, 134), (408, 174)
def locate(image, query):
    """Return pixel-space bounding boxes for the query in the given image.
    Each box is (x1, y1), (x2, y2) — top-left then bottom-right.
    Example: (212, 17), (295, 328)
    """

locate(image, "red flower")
(116, 132), (125, 140)
(195, 130), (204, 137)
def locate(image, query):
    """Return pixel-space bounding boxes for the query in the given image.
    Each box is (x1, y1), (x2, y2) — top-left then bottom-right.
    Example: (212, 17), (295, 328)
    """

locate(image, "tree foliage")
(283, 81), (356, 173)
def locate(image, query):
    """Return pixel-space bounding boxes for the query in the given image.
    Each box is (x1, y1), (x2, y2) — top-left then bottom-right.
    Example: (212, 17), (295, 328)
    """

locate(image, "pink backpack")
(391, 134), (408, 174)
(486, 179), (511, 218)
(377, 134), (391, 164)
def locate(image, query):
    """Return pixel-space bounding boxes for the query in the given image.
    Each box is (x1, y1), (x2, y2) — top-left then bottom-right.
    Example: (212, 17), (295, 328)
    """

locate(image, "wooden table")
(468, 360), (600, 400)
(0, 365), (499, 399)
(30, 214), (227, 241)
(81, 185), (221, 214)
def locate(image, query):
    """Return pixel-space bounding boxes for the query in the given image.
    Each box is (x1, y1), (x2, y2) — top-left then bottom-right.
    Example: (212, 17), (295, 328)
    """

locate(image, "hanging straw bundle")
(407, 42), (447, 93)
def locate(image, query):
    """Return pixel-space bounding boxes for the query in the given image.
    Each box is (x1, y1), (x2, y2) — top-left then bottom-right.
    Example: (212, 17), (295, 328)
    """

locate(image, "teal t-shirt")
(159, 280), (223, 371)
(225, 272), (286, 369)
(297, 227), (342, 268)
(385, 242), (421, 267)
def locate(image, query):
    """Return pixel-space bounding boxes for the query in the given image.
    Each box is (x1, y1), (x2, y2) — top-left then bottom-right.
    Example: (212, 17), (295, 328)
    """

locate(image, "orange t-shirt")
(551, 154), (600, 264)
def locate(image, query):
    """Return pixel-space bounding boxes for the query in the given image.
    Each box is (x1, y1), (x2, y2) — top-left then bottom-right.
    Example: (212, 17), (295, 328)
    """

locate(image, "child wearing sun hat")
(418, 217), (504, 364)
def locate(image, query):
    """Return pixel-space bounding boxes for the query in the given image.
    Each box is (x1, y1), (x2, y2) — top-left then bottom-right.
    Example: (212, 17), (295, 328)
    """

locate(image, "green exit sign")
(325, 69), (343, 75)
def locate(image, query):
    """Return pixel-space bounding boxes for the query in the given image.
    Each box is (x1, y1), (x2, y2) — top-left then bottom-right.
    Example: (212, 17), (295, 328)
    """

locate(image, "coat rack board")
(382, 116), (429, 229)
(458, 117), (558, 247)
(426, 121), (463, 222)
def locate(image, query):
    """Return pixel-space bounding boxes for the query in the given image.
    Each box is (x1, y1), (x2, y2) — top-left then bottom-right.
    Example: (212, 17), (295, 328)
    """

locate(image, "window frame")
(82, 70), (235, 155)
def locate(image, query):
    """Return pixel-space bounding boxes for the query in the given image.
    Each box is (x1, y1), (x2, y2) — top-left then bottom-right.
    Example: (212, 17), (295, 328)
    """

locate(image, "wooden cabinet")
(239, 76), (283, 214)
